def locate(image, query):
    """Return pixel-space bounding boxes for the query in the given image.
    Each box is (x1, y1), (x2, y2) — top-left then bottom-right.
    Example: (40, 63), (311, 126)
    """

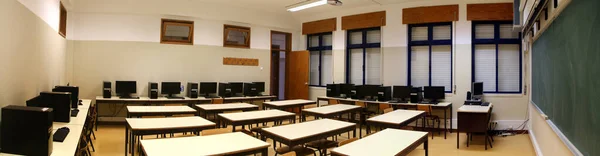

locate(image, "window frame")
(160, 19), (194, 45)
(223, 25), (251, 48)
(407, 22), (454, 93)
(345, 27), (382, 85)
(471, 21), (523, 94)
(307, 32), (333, 87)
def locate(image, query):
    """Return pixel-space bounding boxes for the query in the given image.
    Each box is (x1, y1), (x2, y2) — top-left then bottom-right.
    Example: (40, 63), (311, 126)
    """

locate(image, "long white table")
(262, 99), (317, 112)
(218, 110), (296, 132)
(140, 132), (270, 156)
(126, 105), (198, 117)
(366, 109), (426, 134)
(260, 119), (356, 149)
(125, 116), (216, 156)
(301, 104), (362, 122)
(195, 103), (259, 121)
(331, 129), (429, 156)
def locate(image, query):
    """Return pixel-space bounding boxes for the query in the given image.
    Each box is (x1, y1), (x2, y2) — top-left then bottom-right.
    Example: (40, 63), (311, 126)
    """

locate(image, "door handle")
(305, 82), (308, 85)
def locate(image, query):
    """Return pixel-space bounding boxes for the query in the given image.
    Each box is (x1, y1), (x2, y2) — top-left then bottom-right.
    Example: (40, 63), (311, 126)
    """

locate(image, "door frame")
(270, 30), (292, 99)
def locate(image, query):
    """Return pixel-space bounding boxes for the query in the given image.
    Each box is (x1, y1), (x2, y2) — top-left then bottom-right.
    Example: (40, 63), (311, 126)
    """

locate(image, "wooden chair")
(338, 138), (358, 146)
(378, 104), (392, 114)
(212, 98), (224, 104)
(84, 113), (95, 152)
(76, 133), (91, 156)
(275, 145), (316, 156)
(416, 105), (441, 139)
(201, 128), (231, 136)
(328, 99), (339, 105)
(306, 138), (338, 156)
(281, 151), (297, 156)
(383, 107), (394, 113)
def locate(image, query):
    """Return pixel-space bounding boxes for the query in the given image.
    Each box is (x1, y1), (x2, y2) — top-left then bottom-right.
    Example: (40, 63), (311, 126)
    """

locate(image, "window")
(472, 21), (522, 93)
(346, 28), (381, 85)
(223, 25), (250, 48)
(59, 2), (66, 38)
(408, 23), (453, 92)
(160, 19), (194, 45)
(308, 32), (333, 86)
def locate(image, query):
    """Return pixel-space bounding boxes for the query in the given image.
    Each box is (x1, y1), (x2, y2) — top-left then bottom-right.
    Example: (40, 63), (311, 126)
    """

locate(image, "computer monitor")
(243, 83), (257, 96)
(52, 86), (79, 109)
(357, 85), (380, 100)
(200, 82), (218, 97)
(339, 84), (355, 98)
(252, 82), (265, 94)
(378, 86), (392, 101)
(161, 82), (181, 98)
(326, 84), (341, 97)
(26, 96), (44, 107)
(424, 86), (445, 103)
(472, 82), (483, 100)
(115, 81), (137, 98)
(229, 82), (244, 97)
(218, 83), (230, 97)
(393, 86), (411, 101)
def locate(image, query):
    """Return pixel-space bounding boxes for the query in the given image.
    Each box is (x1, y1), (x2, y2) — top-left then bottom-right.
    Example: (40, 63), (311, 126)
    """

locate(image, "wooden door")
(285, 51), (309, 100)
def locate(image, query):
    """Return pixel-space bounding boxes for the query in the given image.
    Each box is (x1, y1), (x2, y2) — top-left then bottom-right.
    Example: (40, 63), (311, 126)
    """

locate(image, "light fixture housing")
(287, 0), (328, 12)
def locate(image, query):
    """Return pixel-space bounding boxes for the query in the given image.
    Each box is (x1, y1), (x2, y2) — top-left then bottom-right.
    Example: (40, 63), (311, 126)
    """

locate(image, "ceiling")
(194, 0), (419, 14)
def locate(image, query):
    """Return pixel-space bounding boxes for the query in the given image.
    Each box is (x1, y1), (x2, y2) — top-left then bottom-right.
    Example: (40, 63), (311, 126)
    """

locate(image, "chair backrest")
(379, 104), (391, 111)
(355, 101), (366, 107)
(339, 138), (358, 146)
(328, 99), (339, 105)
(281, 151), (297, 156)
(383, 108), (394, 113)
(416, 105), (432, 114)
(212, 98), (224, 104)
(202, 128), (231, 136)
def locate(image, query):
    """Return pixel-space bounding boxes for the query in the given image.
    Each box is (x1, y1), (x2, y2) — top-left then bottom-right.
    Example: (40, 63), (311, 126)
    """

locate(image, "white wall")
(295, 0), (529, 129)
(0, 0), (67, 114)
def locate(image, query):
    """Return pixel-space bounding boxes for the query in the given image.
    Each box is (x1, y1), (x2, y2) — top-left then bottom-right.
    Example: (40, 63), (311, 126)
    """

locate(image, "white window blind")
(322, 50), (333, 85)
(309, 36), (319, 47)
(475, 24), (495, 39)
(474, 44), (497, 92)
(498, 44), (520, 92)
(366, 30), (381, 43)
(411, 27), (428, 41)
(411, 46), (429, 88)
(323, 34), (333, 46)
(350, 32), (362, 45)
(349, 49), (363, 85)
(499, 24), (519, 39)
(365, 48), (381, 85)
(433, 25), (451, 40)
(310, 51), (320, 85)
(431, 45), (452, 91)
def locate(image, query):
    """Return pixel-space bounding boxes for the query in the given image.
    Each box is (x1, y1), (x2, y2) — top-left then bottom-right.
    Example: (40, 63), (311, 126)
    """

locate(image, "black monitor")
(393, 86), (411, 101)
(252, 82), (265, 94)
(339, 84), (355, 98)
(26, 96), (44, 107)
(243, 83), (257, 96)
(472, 82), (483, 99)
(52, 86), (79, 109)
(229, 82), (244, 97)
(218, 83), (230, 97)
(424, 86), (445, 103)
(326, 84), (341, 97)
(161, 82), (181, 98)
(200, 82), (218, 97)
(357, 85), (380, 100)
(115, 81), (137, 98)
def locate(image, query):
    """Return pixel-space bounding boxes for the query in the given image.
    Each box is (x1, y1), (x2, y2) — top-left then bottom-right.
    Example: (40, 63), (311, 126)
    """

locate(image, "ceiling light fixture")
(286, 0), (328, 12)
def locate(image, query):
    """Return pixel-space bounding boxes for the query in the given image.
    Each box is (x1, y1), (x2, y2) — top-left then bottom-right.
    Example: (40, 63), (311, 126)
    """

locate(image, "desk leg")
(450, 105), (453, 133)
(353, 128), (356, 138)
(424, 138), (429, 156)
(95, 102), (99, 131)
(457, 131), (459, 149)
(261, 147), (268, 156)
(124, 126), (128, 156)
(444, 108), (447, 139)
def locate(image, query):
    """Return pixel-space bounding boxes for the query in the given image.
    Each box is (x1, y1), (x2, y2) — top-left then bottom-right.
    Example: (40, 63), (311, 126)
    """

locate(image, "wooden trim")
(160, 19), (194, 45)
(223, 25), (251, 49)
(302, 18), (336, 35)
(58, 2), (67, 38)
(341, 11), (386, 30)
(467, 3), (514, 21)
(402, 5), (459, 24)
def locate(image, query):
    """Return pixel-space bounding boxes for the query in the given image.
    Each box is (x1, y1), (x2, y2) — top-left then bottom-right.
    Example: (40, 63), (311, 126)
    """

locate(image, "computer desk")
(331, 129), (429, 156)
(457, 104), (493, 150)
(126, 105), (198, 118)
(220, 95), (277, 103)
(125, 116), (216, 156)
(366, 109), (426, 136)
(194, 103), (259, 122)
(260, 119), (356, 150)
(262, 99), (317, 112)
(218, 110), (296, 132)
(301, 104), (362, 122)
(140, 132), (269, 156)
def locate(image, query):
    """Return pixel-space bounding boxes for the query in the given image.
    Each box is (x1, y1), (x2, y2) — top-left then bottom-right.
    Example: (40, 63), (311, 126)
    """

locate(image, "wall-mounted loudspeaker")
(149, 82), (158, 99)
(187, 83), (198, 98)
(103, 81), (111, 98)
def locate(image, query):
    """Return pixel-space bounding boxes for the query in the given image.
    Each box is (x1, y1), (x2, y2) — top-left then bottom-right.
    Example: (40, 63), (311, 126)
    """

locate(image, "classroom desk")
(262, 99), (317, 112)
(301, 104), (362, 122)
(195, 103), (259, 120)
(366, 109), (426, 135)
(125, 116), (216, 156)
(218, 110), (296, 132)
(260, 119), (356, 150)
(126, 105), (198, 118)
(457, 104), (493, 150)
(140, 132), (269, 156)
(331, 129), (429, 156)
(221, 95), (277, 103)
(317, 96), (453, 139)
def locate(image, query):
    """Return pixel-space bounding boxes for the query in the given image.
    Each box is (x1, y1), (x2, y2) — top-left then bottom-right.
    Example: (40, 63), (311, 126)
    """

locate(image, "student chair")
(306, 138), (339, 156)
(379, 104), (392, 114)
(84, 113), (96, 152)
(275, 145), (316, 156)
(338, 138), (358, 146)
(212, 98), (224, 104)
(328, 99), (340, 105)
(383, 107), (394, 114)
(201, 128), (231, 136)
(416, 105), (441, 139)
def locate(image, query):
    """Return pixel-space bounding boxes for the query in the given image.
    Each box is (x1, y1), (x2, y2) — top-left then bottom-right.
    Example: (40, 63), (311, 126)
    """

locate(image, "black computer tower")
(378, 86), (392, 101)
(187, 82), (198, 98)
(103, 81), (112, 98)
(41, 92), (71, 123)
(1, 105), (53, 156)
(410, 87), (423, 103)
(218, 83), (231, 97)
(149, 82), (158, 99)
(326, 84), (340, 97)
(52, 85), (79, 108)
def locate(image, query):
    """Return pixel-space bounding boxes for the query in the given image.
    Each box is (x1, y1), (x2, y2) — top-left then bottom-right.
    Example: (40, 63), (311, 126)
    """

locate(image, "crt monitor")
(200, 82), (218, 96)
(472, 82), (483, 99)
(252, 82), (265, 93)
(229, 82), (244, 96)
(357, 85), (380, 100)
(161, 82), (181, 96)
(393, 86), (411, 100)
(115, 81), (137, 98)
(26, 96), (44, 107)
(52, 86), (79, 109)
(424, 86), (445, 103)
(218, 83), (230, 97)
(243, 83), (256, 96)
(326, 84), (340, 97)
(339, 84), (355, 97)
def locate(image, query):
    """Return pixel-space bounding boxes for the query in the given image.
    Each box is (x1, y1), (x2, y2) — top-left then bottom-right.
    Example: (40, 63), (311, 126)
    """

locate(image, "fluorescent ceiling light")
(287, 0), (327, 12)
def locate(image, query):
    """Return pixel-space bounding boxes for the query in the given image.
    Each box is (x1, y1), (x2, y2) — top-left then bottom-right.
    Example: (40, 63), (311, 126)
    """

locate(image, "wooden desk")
(218, 110), (296, 132)
(331, 129), (429, 156)
(457, 104), (493, 150)
(301, 104), (362, 122)
(140, 132), (269, 156)
(366, 109), (426, 135)
(261, 119), (356, 149)
(125, 116), (216, 155)
(221, 95), (277, 103)
(195, 103), (259, 120)
(126, 106), (198, 118)
(262, 99), (316, 112)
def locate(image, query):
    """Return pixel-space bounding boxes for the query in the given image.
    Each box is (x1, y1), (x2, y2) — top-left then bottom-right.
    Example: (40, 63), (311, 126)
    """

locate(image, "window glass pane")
(164, 25), (191, 40)
(309, 36), (319, 47)
(349, 49), (363, 85)
(322, 34), (333, 46)
(432, 25), (451, 40)
(474, 44), (497, 92)
(366, 30), (381, 43)
(431, 45), (452, 91)
(322, 50), (333, 85)
(499, 24), (519, 39)
(272, 33), (286, 50)
(411, 27), (428, 41)
(349, 32), (363, 45)
(475, 24), (495, 39)
(498, 44), (520, 92)
(365, 48), (381, 85)
(225, 30), (248, 45)
(410, 46), (429, 87)
(310, 51), (320, 85)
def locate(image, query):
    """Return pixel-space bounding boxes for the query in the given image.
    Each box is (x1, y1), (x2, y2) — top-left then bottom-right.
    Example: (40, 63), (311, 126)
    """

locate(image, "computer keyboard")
(167, 97), (184, 99)
(53, 127), (70, 142)
(120, 97), (140, 99)
(207, 96), (221, 98)
(71, 109), (79, 117)
(421, 101), (439, 104)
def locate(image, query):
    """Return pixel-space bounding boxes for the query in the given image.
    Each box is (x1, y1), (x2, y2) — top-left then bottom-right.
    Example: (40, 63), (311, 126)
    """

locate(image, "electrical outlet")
(509, 126), (514, 130)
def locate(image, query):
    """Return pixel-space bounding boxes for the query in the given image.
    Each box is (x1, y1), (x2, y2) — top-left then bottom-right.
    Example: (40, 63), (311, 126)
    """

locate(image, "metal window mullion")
(407, 25), (413, 86)
(318, 35), (323, 86)
(362, 31), (367, 85)
(428, 25), (433, 86)
(494, 24), (500, 92)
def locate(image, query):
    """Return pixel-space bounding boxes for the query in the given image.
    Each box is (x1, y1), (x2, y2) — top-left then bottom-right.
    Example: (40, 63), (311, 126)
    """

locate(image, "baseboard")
(446, 119), (528, 130)
(529, 129), (544, 156)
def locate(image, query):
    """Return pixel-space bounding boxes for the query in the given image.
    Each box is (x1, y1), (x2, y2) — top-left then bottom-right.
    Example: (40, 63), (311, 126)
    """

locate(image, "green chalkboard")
(532, 0), (600, 155)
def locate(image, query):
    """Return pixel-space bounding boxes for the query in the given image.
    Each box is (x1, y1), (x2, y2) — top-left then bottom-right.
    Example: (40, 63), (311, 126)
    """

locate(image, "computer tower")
(187, 82), (198, 98)
(218, 83), (231, 97)
(326, 84), (340, 97)
(52, 86), (79, 108)
(410, 87), (423, 103)
(1, 105), (53, 156)
(378, 86), (392, 101)
(149, 82), (158, 99)
(103, 81), (112, 98)
(41, 92), (71, 123)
